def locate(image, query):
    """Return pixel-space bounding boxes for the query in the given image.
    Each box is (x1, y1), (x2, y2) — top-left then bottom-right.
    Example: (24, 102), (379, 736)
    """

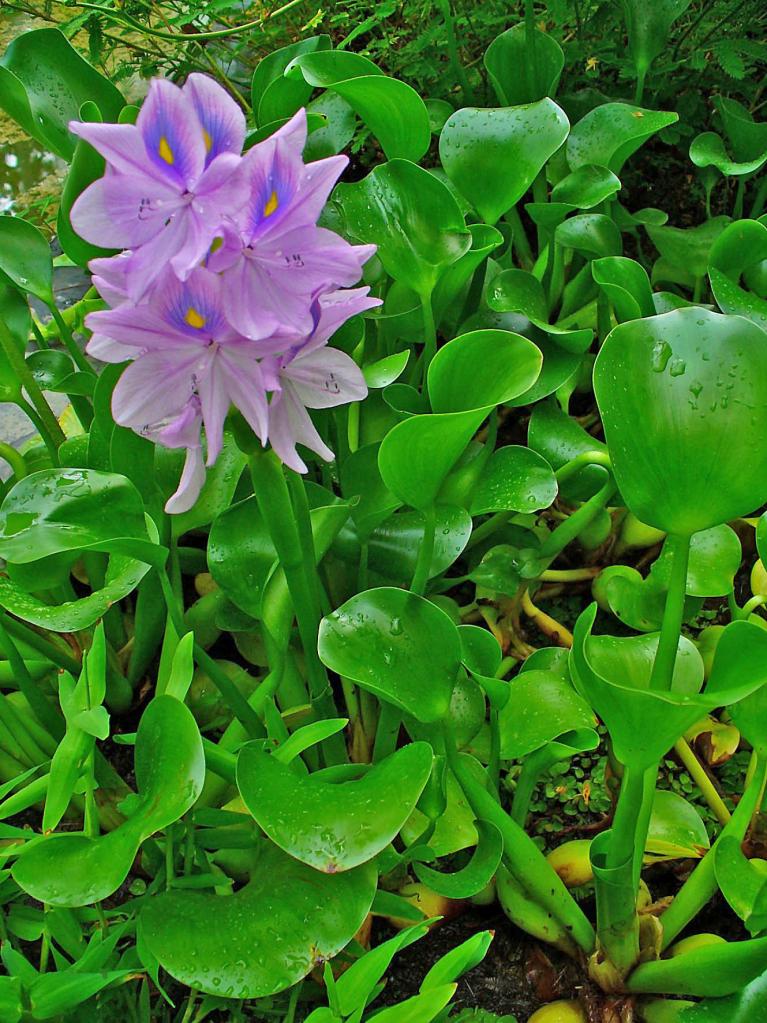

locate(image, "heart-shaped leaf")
(0, 216), (53, 304)
(708, 219), (767, 330)
(238, 742), (431, 872)
(0, 28), (123, 160)
(623, 0), (693, 85)
(470, 446), (557, 515)
(646, 790), (709, 862)
(318, 587), (461, 722)
(414, 820), (503, 898)
(12, 696), (204, 906)
(251, 35), (331, 125)
(141, 842), (376, 998)
(567, 103), (678, 174)
(335, 160), (471, 298)
(439, 100), (569, 225)
(484, 23), (564, 105)
(498, 670), (596, 759)
(594, 308), (767, 533)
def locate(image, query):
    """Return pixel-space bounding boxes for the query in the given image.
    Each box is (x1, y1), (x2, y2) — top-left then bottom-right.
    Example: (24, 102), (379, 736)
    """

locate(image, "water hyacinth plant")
(0, 5), (765, 1021)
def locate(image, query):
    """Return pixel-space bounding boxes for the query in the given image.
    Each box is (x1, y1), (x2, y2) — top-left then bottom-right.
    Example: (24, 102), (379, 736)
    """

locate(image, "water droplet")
(689, 381), (703, 398)
(669, 357), (686, 377)
(650, 340), (671, 372)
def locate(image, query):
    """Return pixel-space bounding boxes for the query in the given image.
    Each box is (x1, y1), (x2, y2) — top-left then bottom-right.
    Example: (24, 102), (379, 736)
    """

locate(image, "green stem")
(466, 510), (513, 550)
(0, 617), (80, 674)
(660, 755), (767, 949)
(372, 701), (401, 763)
(157, 566), (264, 739)
(634, 67), (647, 105)
(538, 474), (616, 562)
(47, 305), (95, 376)
(649, 533), (691, 691)
(443, 720), (595, 954)
(0, 317), (65, 451)
(0, 614), (62, 740)
(420, 292), (437, 379)
(437, 0), (473, 104)
(524, 0), (538, 99)
(505, 207), (534, 270)
(674, 737), (731, 826)
(411, 503), (437, 595)
(248, 451), (344, 764)
(0, 443), (26, 480)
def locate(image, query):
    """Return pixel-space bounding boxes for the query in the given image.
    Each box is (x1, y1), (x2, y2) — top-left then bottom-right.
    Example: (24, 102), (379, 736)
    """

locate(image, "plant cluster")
(0, 5), (766, 1023)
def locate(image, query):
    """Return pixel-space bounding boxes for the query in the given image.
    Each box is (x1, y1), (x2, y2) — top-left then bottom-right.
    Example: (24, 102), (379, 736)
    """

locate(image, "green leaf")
(567, 103), (678, 174)
(708, 219), (767, 330)
(318, 587), (461, 722)
(551, 165), (622, 209)
(12, 696), (204, 906)
(334, 924), (429, 1016)
(498, 670), (596, 759)
(622, 0), (693, 82)
(487, 270), (594, 353)
(363, 984), (457, 1023)
(378, 330), (541, 509)
(286, 51), (430, 162)
(208, 496), (276, 619)
(0, 28), (123, 161)
(0, 284), (30, 403)
(627, 935), (767, 997)
(414, 820), (503, 898)
(527, 399), (610, 501)
(674, 971), (767, 1022)
(690, 131), (767, 177)
(335, 159), (471, 298)
(439, 100), (569, 225)
(471, 446), (557, 515)
(172, 433), (247, 536)
(0, 468), (163, 567)
(714, 835), (767, 935)
(594, 308), (767, 533)
(237, 742), (432, 872)
(0, 216), (53, 303)
(57, 101), (118, 267)
(251, 35), (331, 125)
(27, 350), (94, 396)
(484, 23), (564, 105)
(555, 214), (622, 260)
(572, 606), (767, 770)
(592, 256), (656, 322)
(140, 842), (377, 998)
(28, 971), (130, 1020)
(647, 217), (730, 283)
(646, 790), (710, 862)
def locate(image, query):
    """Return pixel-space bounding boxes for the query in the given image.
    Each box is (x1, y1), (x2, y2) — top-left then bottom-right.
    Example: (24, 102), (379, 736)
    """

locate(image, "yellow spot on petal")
(185, 306), (206, 329)
(263, 190), (279, 217)
(158, 136), (174, 164)
(203, 128), (212, 152)
(210, 235), (224, 254)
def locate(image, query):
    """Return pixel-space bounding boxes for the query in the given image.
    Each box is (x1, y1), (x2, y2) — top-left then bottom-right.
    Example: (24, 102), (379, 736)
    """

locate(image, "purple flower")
(265, 289), (379, 472)
(87, 267), (271, 478)
(209, 110), (375, 340)
(69, 75), (248, 300)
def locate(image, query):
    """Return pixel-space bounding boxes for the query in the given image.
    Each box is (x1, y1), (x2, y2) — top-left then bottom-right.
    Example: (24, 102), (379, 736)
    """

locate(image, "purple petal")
(257, 226), (375, 290)
(68, 121), (165, 181)
(184, 73), (246, 164)
(217, 347), (270, 442)
(137, 78), (206, 188)
(111, 351), (199, 429)
(165, 445), (206, 514)
(154, 397), (203, 448)
(86, 333), (140, 363)
(282, 347), (368, 409)
(268, 383), (334, 473)
(194, 152), (249, 216)
(282, 154), (348, 228)
(85, 301), (192, 354)
(88, 252), (132, 307)
(302, 287), (382, 353)
(221, 257), (302, 340)
(197, 355), (230, 465)
(72, 174), (180, 250)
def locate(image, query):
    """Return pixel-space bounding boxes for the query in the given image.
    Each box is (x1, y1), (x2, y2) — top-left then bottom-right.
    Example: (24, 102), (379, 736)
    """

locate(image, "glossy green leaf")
(318, 587), (461, 722)
(439, 100), (569, 225)
(647, 217), (730, 283)
(708, 219), (767, 330)
(484, 23), (564, 105)
(646, 790), (709, 862)
(208, 496), (277, 619)
(572, 606), (767, 769)
(714, 835), (767, 935)
(567, 103), (678, 174)
(402, 765), (480, 856)
(237, 742), (432, 872)
(335, 159), (471, 297)
(555, 213), (622, 259)
(0, 216), (53, 303)
(594, 308), (767, 533)
(340, 442), (401, 539)
(27, 350), (94, 396)
(286, 51), (430, 161)
(690, 131), (767, 178)
(141, 842), (376, 998)
(528, 399), (610, 501)
(675, 971), (767, 1022)
(12, 696), (204, 906)
(470, 445), (557, 515)
(0, 468), (163, 566)
(414, 820), (503, 898)
(368, 984), (457, 1023)
(498, 670), (596, 759)
(0, 284), (30, 403)
(716, 97), (767, 164)
(622, 0), (693, 83)
(172, 433), (247, 536)
(592, 256), (655, 322)
(487, 270), (594, 353)
(433, 224), (504, 332)
(379, 330), (541, 509)
(0, 28), (123, 160)
(57, 101), (117, 267)
(628, 935), (767, 997)
(334, 924), (430, 1017)
(251, 35), (331, 125)
(551, 164), (621, 208)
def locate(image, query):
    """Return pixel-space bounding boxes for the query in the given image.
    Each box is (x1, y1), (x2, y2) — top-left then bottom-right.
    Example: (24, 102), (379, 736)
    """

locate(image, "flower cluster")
(71, 74), (378, 512)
